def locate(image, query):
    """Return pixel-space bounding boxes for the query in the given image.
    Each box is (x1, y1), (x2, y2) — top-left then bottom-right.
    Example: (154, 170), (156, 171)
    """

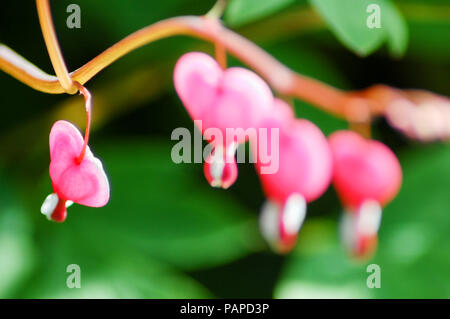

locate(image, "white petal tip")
(282, 193), (307, 235)
(357, 200), (382, 236)
(259, 200), (280, 246)
(40, 193), (58, 219)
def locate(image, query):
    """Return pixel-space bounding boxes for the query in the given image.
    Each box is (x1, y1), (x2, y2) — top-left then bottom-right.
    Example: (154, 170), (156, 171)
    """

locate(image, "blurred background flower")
(0, 0), (449, 298)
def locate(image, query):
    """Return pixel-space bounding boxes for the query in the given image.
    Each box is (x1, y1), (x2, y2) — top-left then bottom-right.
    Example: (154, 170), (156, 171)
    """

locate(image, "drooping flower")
(173, 52), (274, 188)
(41, 120), (110, 222)
(329, 130), (402, 258)
(255, 99), (333, 252)
(41, 84), (109, 222)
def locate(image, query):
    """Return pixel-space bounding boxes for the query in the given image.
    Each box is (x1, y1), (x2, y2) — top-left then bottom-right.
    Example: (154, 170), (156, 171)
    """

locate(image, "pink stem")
(73, 82), (92, 164)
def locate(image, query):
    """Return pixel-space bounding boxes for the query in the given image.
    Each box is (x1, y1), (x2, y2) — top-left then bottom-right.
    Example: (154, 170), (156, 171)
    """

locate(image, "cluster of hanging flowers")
(40, 51), (402, 259)
(173, 52), (402, 258)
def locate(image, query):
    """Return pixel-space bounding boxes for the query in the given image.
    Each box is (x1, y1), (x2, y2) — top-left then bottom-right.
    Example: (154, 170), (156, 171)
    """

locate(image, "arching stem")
(0, 17), (349, 116)
(36, 0), (76, 94)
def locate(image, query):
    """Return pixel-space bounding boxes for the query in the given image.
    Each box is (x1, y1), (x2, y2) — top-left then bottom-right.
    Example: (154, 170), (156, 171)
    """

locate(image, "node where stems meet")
(205, 0), (229, 20)
(36, 0), (76, 94)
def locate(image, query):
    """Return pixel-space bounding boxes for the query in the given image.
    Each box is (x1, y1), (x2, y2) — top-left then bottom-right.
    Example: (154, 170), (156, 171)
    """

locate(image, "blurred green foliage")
(309, 0), (408, 56)
(225, 0), (297, 26)
(0, 0), (449, 298)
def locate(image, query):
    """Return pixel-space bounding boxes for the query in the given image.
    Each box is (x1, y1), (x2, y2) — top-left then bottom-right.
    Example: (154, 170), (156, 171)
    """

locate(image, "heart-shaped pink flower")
(255, 101), (333, 204)
(174, 51), (274, 141)
(254, 99), (333, 252)
(41, 120), (109, 222)
(329, 130), (402, 209)
(174, 52), (275, 189)
(329, 130), (402, 258)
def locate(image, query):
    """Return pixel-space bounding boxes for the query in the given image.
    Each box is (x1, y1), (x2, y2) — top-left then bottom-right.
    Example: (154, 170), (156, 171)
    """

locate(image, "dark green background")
(0, 0), (448, 298)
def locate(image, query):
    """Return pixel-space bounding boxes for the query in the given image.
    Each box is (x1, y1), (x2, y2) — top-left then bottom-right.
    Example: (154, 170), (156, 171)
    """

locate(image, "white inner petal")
(226, 142), (238, 157)
(209, 146), (225, 183)
(40, 193), (59, 219)
(282, 193), (307, 235)
(356, 199), (382, 236)
(259, 200), (280, 245)
(340, 210), (356, 252)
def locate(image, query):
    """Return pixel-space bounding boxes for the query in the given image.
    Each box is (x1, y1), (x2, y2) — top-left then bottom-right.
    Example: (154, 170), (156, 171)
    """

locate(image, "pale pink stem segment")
(73, 81), (92, 165)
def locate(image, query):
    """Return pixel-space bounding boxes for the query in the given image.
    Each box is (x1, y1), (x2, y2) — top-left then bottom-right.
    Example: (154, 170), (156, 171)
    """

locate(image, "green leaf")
(309, 0), (408, 56)
(44, 139), (260, 271)
(275, 144), (450, 298)
(381, 0), (409, 57)
(225, 0), (296, 27)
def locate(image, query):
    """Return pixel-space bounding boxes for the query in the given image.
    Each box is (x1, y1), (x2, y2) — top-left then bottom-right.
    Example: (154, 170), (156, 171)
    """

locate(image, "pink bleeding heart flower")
(41, 120), (109, 222)
(174, 51), (274, 188)
(41, 83), (109, 222)
(255, 99), (333, 252)
(329, 130), (402, 258)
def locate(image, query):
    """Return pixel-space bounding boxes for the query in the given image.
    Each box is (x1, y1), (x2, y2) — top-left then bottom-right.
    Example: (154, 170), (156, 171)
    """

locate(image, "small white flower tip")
(282, 193), (307, 235)
(259, 200), (280, 246)
(207, 145), (226, 187)
(40, 193), (59, 219)
(357, 200), (382, 236)
(210, 158), (225, 182)
(226, 142), (238, 156)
